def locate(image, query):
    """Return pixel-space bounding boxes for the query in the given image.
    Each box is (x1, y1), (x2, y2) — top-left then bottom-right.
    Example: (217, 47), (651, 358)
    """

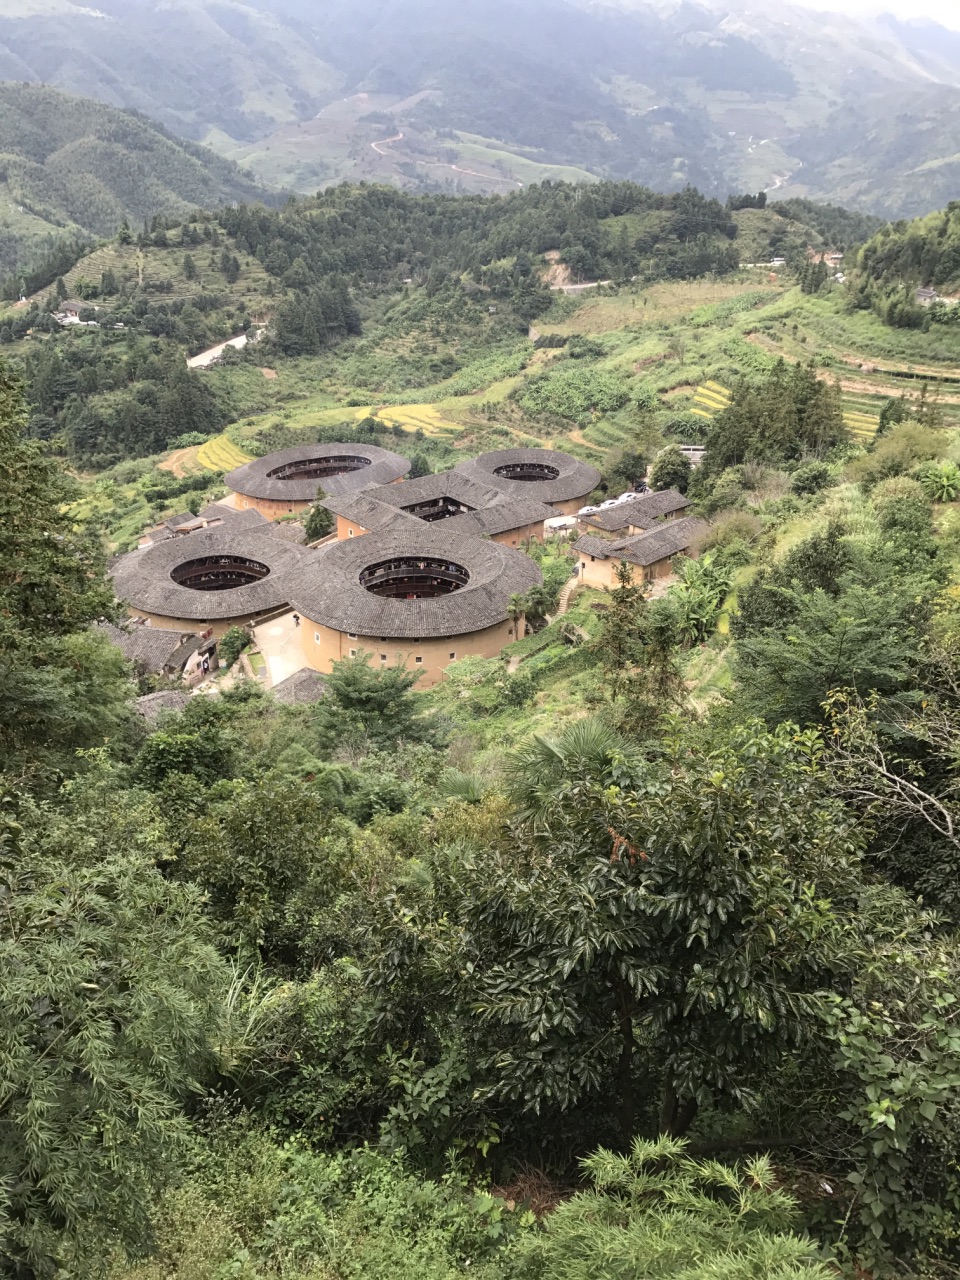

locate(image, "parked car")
(578, 505), (600, 515)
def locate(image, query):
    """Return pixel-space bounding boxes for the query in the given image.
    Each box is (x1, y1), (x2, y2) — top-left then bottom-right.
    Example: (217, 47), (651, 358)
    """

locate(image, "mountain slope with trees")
(0, 83), (279, 277)
(2, 0), (960, 215)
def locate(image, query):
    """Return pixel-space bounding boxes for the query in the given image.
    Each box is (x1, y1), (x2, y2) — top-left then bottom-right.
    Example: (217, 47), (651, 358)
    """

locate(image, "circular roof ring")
(290, 527), (542, 639)
(225, 443), (411, 503)
(111, 527), (311, 621)
(455, 448), (601, 505)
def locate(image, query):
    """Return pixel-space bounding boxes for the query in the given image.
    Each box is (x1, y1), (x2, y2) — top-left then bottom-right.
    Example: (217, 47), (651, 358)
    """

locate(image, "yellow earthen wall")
(552, 495), (593, 517)
(232, 492), (312, 520)
(336, 515), (370, 540)
(299, 617), (517, 688)
(489, 520), (545, 547)
(577, 552), (683, 590)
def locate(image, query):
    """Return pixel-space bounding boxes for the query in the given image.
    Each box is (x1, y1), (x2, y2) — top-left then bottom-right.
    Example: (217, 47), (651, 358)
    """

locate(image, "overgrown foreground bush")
(112, 1129), (827, 1279)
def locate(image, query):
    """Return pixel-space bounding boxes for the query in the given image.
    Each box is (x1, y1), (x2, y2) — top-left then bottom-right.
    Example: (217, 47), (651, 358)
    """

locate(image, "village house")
(98, 620), (217, 684)
(573, 516), (708, 590)
(577, 488), (692, 536)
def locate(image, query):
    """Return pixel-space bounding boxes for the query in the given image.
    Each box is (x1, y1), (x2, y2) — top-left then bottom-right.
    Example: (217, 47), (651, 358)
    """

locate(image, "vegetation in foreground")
(9, 183), (960, 1278)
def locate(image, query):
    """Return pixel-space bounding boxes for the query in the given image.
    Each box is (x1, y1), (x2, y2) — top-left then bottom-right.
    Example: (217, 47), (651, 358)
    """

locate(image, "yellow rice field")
(197, 435), (254, 472)
(373, 404), (463, 437)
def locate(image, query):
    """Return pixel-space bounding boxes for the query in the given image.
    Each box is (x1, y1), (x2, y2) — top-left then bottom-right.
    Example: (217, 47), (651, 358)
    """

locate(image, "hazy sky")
(789, 0), (960, 29)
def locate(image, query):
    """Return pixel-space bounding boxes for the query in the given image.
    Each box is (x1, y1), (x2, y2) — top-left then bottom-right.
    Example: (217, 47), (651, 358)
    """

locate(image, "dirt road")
(371, 130), (522, 187)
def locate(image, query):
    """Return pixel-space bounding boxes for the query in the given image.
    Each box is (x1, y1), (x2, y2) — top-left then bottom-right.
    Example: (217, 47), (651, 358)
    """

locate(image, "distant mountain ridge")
(0, 82), (280, 276)
(3, 0), (960, 217)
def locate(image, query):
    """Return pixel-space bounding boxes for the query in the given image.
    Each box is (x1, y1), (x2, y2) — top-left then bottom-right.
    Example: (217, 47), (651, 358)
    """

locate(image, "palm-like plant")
(504, 717), (639, 829)
(918, 460), (960, 504)
(506, 592), (527, 640)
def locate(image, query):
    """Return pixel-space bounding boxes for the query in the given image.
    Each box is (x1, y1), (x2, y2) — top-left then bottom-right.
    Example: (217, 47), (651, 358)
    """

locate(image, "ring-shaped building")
(111, 525), (312, 636)
(290, 526), (542, 686)
(453, 447), (601, 516)
(225, 442), (411, 520)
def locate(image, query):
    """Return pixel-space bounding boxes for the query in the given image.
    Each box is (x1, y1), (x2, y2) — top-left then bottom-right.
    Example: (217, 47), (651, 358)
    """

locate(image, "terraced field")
(197, 434), (254, 472)
(843, 408), (880, 444)
(372, 404), (463, 437)
(692, 381), (733, 421)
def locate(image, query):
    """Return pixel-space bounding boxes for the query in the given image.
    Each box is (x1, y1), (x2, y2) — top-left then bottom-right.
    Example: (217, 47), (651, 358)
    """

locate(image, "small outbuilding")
(578, 489), (692, 536)
(224, 443), (411, 520)
(289, 526), (542, 687)
(98, 620), (212, 683)
(574, 516), (708, 590)
(454, 448), (601, 516)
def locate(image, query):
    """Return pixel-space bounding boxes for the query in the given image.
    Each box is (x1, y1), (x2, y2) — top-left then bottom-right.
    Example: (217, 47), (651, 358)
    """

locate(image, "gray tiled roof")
(135, 691), (192, 724)
(112, 526), (314, 622)
(289, 526), (542, 639)
(454, 448), (601, 506)
(321, 493), (422, 533)
(574, 516), (708, 568)
(443, 496), (554, 538)
(581, 490), (692, 532)
(325, 478), (553, 538)
(197, 502), (266, 525)
(98, 621), (202, 672)
(271, 668), (328, 705)
(376, 470), (506, 512)
(225, 443), (411, 502)
(142, 506), (267, 545)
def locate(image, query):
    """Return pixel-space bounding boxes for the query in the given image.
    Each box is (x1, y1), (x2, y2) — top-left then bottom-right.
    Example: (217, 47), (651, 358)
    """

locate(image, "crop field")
(692, 381), (733, 420)
(373, 404), (464, 437)
(197, 434), (253, 472)
(843, 408), (880, 444)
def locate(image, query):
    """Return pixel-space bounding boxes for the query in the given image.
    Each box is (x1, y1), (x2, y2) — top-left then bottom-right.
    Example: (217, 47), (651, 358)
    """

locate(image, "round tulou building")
(454, 447), (601, 516)
(111, 525), (312, 637)
(224, 443), (411, 520)
(290, 527), (543, 687)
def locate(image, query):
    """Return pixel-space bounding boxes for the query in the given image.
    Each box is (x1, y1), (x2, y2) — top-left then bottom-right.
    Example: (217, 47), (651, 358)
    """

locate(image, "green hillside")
(0, 83), (280, 276)
(847, 203), (960, 329)
(5, 1), (960, 215)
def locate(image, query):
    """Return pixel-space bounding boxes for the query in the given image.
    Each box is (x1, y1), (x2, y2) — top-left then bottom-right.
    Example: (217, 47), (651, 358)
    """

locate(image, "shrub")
(848, 423), (944, 489)
(916, 460), (960, 503)
(791, 460), (833, 495)
(509, 1137), (832, 1279)
(649, 446), (692, 494)
(872, 476), (933, 535)
(517, 367), (632, 425)
(218, 626), (250, 669)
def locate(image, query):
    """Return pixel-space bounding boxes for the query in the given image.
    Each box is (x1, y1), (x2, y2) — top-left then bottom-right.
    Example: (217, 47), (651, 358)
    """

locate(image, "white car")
(599, 499), (621, 509)
(578, 505), (600, 515)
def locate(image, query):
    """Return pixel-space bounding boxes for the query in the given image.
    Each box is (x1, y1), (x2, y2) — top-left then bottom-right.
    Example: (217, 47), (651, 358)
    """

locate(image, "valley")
(6, 65), (960, 1273)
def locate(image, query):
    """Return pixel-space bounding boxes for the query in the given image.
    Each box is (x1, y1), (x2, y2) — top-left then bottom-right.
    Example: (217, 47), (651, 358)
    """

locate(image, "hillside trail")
(187, 333), (248, 369)
(159, 446), (200, 477)
(566, 428), (604, 451)
(556, 577), (579, 615)
(371, 130), (522, 187)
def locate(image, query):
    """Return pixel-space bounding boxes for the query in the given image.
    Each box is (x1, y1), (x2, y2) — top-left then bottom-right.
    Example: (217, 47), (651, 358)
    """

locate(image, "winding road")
(371, 130), (522, 187)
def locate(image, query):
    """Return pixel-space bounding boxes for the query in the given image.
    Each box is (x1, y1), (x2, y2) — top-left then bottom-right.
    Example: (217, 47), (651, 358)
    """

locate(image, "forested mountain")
(848, 204), (960, 328)
(2, 178), (863, 467)
(2, 0), (960, 216)
(0, 83), (278, 277)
